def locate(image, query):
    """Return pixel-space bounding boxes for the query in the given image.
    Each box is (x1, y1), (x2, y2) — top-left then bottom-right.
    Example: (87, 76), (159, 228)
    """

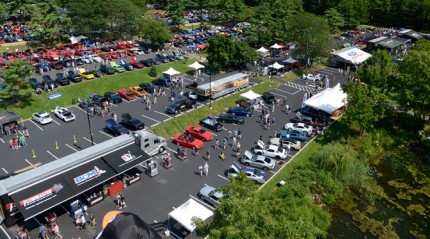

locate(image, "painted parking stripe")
(166, 146), (176, 153)
(122, 99), (130, 103)
(0, 224), (11, 239)
(218, 174), (230, 181)
(189, 195), (215, 211)
(0, 138), (4, 144)
(30, 120), (44, 131)
(83, 137), (96, 144)
(274, 88), (297, 95)
(52, 119), (61, 125)
(141, 115), (161, 123)
(66, 143), (79, 152)
(99, 130), (114, 138)
(2, 168), (10, 176)
(150, 122), (160, 128)
(269, 91), (287, 98)
(76, 107), (87, 113)
(25, 159), (33, 166)
(154, 110), (172, 118)
(47, 150), (59, 160)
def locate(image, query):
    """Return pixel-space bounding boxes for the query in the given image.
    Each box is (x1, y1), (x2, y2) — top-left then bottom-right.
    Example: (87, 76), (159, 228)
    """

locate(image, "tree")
(324, 8), (345, 33)
(232, 41), (258, 67)
(102, 0), (145, 38)
(205, 0), (245, 24)
(335, 0), (369, 27)
(166, 0), (186, 28)
(0, 60), (33, 108)
(206, 35), (236, 69)
(140, 18), (172, 48)
(67, 0), (107, 35)
(288, 12), (333, 68)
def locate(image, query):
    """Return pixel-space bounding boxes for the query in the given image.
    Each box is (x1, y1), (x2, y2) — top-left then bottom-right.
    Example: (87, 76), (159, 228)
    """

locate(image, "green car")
(217, 113), (245, 124)
(110, 61), (125, 73)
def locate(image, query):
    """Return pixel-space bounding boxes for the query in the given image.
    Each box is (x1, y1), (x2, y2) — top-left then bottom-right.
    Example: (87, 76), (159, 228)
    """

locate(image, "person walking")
(194, 147), (199, 156)
(237, 130), (242, 139)
(232, 136), (237, 148)
(285, 104), (290, 114)
(272, 116), (276, 126)
(222, 137), (227, 149)
(116, 194), (122, 208)
(19, 134), (27, 147)
(112, 112), (117, 122)
(153, 95), (157, 104)
(203, 162), (209, 176)
(287, 144), (291, 154)
(39, 224), (49, 239)
(198, 164), (203, 177)
(53, 224), (63, 239)
(22, 127), (29, 137)
(90, 214), (97, 228)
(206, 149), (210, 160)
(214, 139), (219, 149)
(120, 194), (127, 208)
(80, 214), (87, 229)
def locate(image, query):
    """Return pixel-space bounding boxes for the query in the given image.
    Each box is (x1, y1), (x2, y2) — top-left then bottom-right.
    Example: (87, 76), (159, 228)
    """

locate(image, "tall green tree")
(288, 12), (333, 67)
(140, 18), (172, 48)
(166, 0), (186, 28)
(103, 0), (144, 38)
(206, 35), (236, 69)
(324, 8), (345, 33)
(335, 0), (369, 27)
(0, 60), (33, 108)
(205, 0), (245, 24)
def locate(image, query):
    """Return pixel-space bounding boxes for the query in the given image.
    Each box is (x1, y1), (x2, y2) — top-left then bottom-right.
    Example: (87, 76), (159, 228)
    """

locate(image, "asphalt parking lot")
(0, 64), (347, 238)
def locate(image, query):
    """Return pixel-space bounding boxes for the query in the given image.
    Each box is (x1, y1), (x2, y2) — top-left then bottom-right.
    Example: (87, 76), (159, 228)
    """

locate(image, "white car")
(32, 112), (53, 125)
(53, 106), (76, 122)
(198, 185), (225, 206)
(284, 122), (313, 135)
(227, 162), (266, 184)
(240, 150), (276, 170)
(81, 56), (92, 64)
(269, 137), (301, 150)
(89, 55), (102, 63)
(303, 73), (321, 82)
(253, 140), (288, 159)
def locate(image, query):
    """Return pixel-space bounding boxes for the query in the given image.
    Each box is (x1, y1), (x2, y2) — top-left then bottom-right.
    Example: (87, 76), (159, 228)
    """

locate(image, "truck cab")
(132, 130), (167, 156)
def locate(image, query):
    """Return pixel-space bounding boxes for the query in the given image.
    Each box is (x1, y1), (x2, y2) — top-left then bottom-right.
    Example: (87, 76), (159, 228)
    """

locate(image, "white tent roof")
(270, 43), (282, 49)
(304, 83), (347, 114)
(269, 62), (284, 70)
(256, 46), (269, 53)
(69, 35), (87, 44)
(163, 67), (180, 76)
(240, 90), (261, 100)
(283, 57), (298, 64)
(188, 61), (205, 70)
(168, 199), (213, 232)
(331, 47), (372, 64)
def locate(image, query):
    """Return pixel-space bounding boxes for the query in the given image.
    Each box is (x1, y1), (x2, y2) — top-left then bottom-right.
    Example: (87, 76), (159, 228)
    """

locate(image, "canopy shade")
(304, 83), (347, 114)
(331, 47), (372, 64)
(69, 35), (87, 44)
(0, 111), (20, 125)
(270, 43), (283, 49)
(240, 90), (261, 100)
(256, 46), (269, 53)
(188, 61), (205, 70)
(283, 57), (298, 64)
(163, 67), (180, 76)
(269, 62), (284, 70)
(169, 199), (213, 232)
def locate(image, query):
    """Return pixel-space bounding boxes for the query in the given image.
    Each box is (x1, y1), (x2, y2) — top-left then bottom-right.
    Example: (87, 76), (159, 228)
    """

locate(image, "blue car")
(104, 119), (129, 136)
(227, 107), (253, 117)
(277, 130), (308, 142)
(119, 60), (134, 71)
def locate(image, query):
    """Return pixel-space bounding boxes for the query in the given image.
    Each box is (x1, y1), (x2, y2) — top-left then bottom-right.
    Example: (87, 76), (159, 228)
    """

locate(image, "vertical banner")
(302, 92), (308, 109)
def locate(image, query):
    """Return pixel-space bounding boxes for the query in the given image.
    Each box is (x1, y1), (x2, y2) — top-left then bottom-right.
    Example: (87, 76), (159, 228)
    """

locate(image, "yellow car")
(129, 86), (147, 97)
(79, 68), (95, 80)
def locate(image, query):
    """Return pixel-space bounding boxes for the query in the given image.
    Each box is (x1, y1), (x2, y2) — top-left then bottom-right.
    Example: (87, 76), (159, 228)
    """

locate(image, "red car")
(117, 88), (137, 101)
(130, 58), (144, 69)
(173, 133), (204, 149)
(185, 126), (214, 141)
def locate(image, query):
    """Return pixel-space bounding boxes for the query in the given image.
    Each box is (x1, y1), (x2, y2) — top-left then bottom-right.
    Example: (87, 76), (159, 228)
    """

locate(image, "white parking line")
(83, 137), (96, 144)
(99, 130), (115, 138)
(166, 146), (176, 153)
(189, 195), (215, 211)
(30, 120), (44, 131)
(151, 122), (160, 128)
(2, 168), (9, 176)
(47, 150), (59, 160)
(0, 224), (11, 239)
(270, 91), (287, 97)
(274, 88), (296, 95)
(25, 159), (33, 166)
(154, 110), (172, 118)
(66, 143), (79, 152)
(52, 119), (61, 125)
(141, 115), (161, 123)
(0, 138), (4, 143)
(218, 174), (230, 181)
(122, 99), (130, 103)
(76, 107), (87, 113)
(269, 170), (276, 174)
(211, 132), (217, 136)
(153, 220), (158, 223)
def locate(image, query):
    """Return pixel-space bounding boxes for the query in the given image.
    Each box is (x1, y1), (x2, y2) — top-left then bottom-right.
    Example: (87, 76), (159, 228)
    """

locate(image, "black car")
(152, 57), (161, 65)
(217, 113), (245, 124)
(139, 83), (155, 93)
(186, 81), (198, 90)
(155, 54), (169, 63)
(67, 70), (83, 83)
(165, 52), (177, 61)
(104, 92), (123, 104)
(91, 95), (109, 107)
(199, 118), (224, 132)
(42, 75), (58, 88)
(99, 64), (115, 75)
(89, 69), (102, 78)
(55, 73), (70, 86)
(262, 92), (276, 104)
(28, 78), (42, 89)
(104, 119), (129, 136)
(78, 98), (93, 109)
(152, 78), (171, 87)
(61, 59), (73, 67)
(74, 58), (84, 66)
(120, 113), (145, 131)
(165, 98), (196, 114)
(119, 60), (134, 71)
(139, 58), (154, 67)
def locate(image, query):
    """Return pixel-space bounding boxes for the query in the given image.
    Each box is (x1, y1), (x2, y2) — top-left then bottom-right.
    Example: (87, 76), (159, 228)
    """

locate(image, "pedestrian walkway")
(283, 81), (315, 92)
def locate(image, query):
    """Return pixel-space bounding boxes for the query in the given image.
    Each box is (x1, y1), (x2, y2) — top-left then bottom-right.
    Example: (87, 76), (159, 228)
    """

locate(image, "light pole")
(86, 109), (94, 146)
(209, 73), (212, 109)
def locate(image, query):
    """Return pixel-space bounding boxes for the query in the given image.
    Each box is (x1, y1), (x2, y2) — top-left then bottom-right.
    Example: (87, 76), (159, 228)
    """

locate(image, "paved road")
(0, 66), (348, 239)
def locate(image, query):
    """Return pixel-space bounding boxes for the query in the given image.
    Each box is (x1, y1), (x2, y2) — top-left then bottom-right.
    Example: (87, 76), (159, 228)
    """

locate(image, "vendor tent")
(168, 199), (213, 232)
(270, 43), (283, 49)
(304, 83), (347, 114)
(188, 61), (205, 70)
(331, 47), (372, 64)
(283, 57), (298, 64)
(268, 62), (284, 70)
(69, 35), (87, 44)
(256, 46), (269, 53)
(240, 90), (261, 100)
(163, 67), (180, 76)
(0, 112), (20, 125)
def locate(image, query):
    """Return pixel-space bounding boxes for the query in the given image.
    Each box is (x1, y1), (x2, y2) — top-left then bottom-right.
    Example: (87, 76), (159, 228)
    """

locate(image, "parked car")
(217, 113), (244, 124)
(49, 61), (63, 70)
(99, 64), (115, 75)
(269, 137), (301, 150)
(120, 113), (145, 131)
(110, 61), (125, 73)
(89, 69), (103, 78)
(139, 83), (155, 93)
(185, 126), (213, 141)
(199, 118), (224, 132)
(32, 112), (53, 125)
(173, 133), (204, 149)
(227, 107), (253, 117)
(78, 98), (93, 109)
(130, 58), (144, 69)
(198, 185), (226, 206)
(139, 58), (154, 67)
(240, 150), (276, 170)
(28, 77), (42, 89)
(117, 88), (137, 101)
(90, 95), (109, 107)
(284, 122), (313, 136)
(129, 86), (147, 97)
(155, 54), (169, 63)
(302, 73), (321, 82)
(165, 98), (195, 114)
(252, 140), (288, 159)
(42, 75), (58, 88)
(104, 92), (123, 104)
(79, 68), (95, 80)
(67, 70), (82, 83)
(119, 60), (134, 71)
(227, 162), (266, 184)
(104, 119), (129, 136)
(290, 112), (322, 127)
(53, 106), (76, 122)
(261, 92), (275, 104)
(277, 130), (308, 142)
(152, 77), (171, 87)
(55, 73), (70, 86)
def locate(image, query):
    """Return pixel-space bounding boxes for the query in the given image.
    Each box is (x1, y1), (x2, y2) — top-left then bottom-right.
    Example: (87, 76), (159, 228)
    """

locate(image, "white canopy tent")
(283, 57), (298, 64)
(163, 67), (181, 76)
(256, 46), (269, 53)
(168, 199), (213, 232)
(240, 90), (261, 100)
(304, 83), (347, 114)
(270, 43), (283, 49)
(331, 47), (372, 64)
(268, 62), (284, 70)
(69, 35), (87, 44)
(188, 61), (205, 70)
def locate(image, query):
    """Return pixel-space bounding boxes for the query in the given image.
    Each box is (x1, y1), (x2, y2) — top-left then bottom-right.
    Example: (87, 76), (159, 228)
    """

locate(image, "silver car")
(269, 137), (301, 150)
(227, 162), (266, 184)
(240, 150), (276, 170)
(253, 140), (288, 159)
(198, 185), (225, 206)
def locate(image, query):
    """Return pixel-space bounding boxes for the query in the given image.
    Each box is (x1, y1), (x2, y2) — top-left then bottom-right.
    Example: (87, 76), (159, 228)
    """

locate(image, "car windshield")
(198, 129), (206, 134)
(253, 169), (263, 176)
(42, 115), (50, 119)
(188, 137), (195, 142)
(264, 158), (272, 163)
(62, 111), (72, 116)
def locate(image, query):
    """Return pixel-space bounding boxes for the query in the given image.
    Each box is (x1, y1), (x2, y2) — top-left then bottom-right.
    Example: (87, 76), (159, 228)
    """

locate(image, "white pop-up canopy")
(283, 57), (298, 64)
(69, 35), (87, 44)
(270, 43), (283, 49)
(268, 62), (284, 70)
(168, 199), (213, 232)
(188, 61), (205, 70)
(240, 90), (261, 100)
(256, 46), (269, 53)
(163, 67), (180, 76)
(331, 47), (372, 64)
(304, 83), (347, 114)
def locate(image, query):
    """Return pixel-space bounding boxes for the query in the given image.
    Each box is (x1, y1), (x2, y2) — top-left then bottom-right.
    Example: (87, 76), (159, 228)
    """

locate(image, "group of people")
(1, 123), (30, 150)
(198, 162), (209, 177)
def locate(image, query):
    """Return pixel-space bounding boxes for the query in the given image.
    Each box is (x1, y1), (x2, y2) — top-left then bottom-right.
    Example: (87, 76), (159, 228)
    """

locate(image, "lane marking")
(30, 120), (44, 131)
(52, 119), (61, 125)
(218, 174), (230, 181)
(189, 195), (215, 211)
(166, 146), (176, 153)
(99, 130), (115, 138)
(76, 107), (87, 113)
(25, 159), (33, 166)
(0, 225), (11, 239)
(83, 137), (96, 144)
(0, 138), (4, 143)
(47, 150), (59, 160)
(153, 220), (158, 223)
(150, 122), (160, 128)
(269, 91), (287, 97)
(2, 168), (9, 176)
(269, 170), (276, 174)
(274, 88), (296, 95)
(141, 114), (161, 123)
(154, 110), (172, 118)
(66, 143), (79, 152)
(122, 99), (130, 103)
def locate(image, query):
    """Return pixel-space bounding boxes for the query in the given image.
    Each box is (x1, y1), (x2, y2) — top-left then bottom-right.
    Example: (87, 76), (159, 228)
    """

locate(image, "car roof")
(105, 119), (117, 128)
(230, 162), (241, 173)
(121, 113), (132, 121)
(244, 150), (253, 159)
(257, 140), (265, 149)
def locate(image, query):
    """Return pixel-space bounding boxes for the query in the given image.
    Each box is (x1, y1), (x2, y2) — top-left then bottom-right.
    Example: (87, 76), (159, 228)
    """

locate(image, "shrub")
(149, 66), (157, 77)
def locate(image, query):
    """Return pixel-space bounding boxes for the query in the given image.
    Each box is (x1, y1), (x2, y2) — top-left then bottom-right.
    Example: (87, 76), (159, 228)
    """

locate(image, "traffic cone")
(55, 141), (59, 149)
(73, 135), (77, 144)
(32, 149), (36, 158)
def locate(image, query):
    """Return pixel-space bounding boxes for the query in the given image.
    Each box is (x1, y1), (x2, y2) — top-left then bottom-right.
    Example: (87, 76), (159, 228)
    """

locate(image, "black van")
(165, 99), (196, 114)
(262, 92), (275, 104)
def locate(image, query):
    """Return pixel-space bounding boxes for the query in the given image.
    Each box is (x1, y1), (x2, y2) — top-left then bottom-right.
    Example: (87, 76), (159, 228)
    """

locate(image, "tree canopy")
(0, 60), (33, 108)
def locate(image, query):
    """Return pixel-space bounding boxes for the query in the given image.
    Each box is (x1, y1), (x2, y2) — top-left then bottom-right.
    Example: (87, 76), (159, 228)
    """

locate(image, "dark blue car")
(277, 130), (308, 142)
(119, 60), (134, 71)
(104, 119), (129, 136)
(152, 78), (171, 87)
(227, 107), (253, 117)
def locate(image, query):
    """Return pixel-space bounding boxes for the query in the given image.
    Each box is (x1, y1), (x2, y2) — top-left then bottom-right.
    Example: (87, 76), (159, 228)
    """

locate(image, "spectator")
(198, 164), (203, 177)
(39, 224), (48, 239)
(203, 162), (209, 176)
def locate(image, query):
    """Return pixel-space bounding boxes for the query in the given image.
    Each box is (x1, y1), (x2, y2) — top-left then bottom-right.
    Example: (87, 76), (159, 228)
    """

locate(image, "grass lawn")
(0, 42), (29, 53)
(1, 59), (196, 119)
(151, 79), (280, 138)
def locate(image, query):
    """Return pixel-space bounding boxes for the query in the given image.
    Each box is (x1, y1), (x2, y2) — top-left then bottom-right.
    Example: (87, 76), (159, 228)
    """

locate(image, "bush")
(149, 66), (157, 77)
